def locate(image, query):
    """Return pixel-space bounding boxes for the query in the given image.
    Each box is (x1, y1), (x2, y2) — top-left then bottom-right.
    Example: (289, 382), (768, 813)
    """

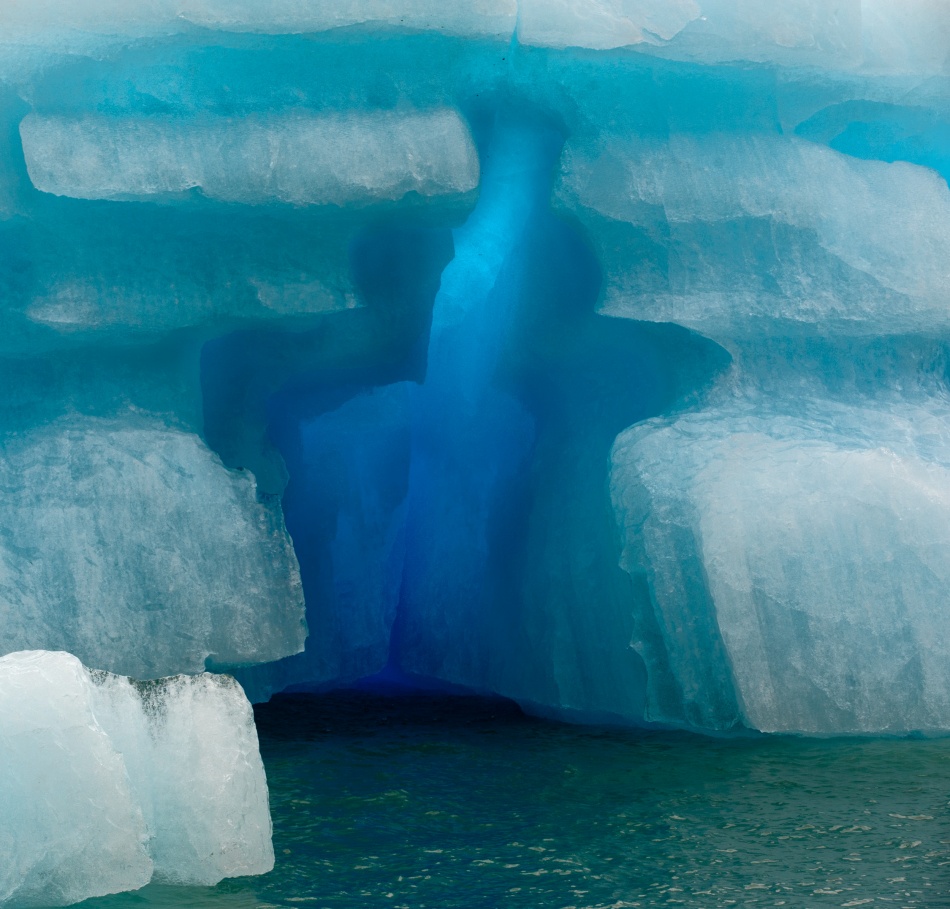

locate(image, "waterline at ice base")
(1, 1), (950, 906)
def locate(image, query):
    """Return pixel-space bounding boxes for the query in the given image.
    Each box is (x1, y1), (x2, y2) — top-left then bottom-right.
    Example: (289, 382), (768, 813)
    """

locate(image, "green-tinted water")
(80, 692), (950, 909)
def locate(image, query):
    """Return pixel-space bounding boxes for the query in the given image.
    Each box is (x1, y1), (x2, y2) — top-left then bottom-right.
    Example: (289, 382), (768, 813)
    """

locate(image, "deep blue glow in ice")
(394, 118), (558, 681)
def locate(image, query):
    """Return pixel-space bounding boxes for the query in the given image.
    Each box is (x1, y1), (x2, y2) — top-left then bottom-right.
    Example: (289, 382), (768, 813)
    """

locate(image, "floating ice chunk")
(0, 419), (305, 678)
(611, 398), (950, 734)
(20, 110), (479, 206)
(0, 651), (152, 908)
(516, 0), (700, 50)
(559, 133), (950, 339)
(0, 650), (272, 908)
(90, 667), (274, 884)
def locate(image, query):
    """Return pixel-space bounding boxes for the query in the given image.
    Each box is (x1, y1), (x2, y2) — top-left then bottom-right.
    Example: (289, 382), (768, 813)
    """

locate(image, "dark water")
(81, 691), (950, 909)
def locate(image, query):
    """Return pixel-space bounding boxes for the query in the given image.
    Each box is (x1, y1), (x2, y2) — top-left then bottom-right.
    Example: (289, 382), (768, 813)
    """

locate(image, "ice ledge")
(1, 1), (947, 71)
(20, 109), (479, 206)
(0, 418), (306, 678)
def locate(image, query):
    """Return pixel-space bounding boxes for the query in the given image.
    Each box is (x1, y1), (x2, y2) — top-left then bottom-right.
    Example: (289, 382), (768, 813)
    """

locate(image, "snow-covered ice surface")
(0, 651), (272, 908)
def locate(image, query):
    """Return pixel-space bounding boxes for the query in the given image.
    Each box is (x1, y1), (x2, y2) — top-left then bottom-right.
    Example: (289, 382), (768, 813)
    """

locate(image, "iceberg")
(0, 13), (950, 889)
(0, 650), (272, 908)
(6, 2), (948, 903)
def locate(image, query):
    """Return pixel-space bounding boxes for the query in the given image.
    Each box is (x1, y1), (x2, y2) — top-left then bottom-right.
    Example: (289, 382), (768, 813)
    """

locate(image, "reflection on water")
(80, 691), (950, 909)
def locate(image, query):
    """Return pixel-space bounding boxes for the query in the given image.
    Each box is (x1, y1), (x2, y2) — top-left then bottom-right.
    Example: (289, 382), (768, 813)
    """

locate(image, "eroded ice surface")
(611, 393), (950, 734)
(0, 650), (272, 908)
(0, 420), (305, 678)
(21, 110), (479, 206)
(516, 0), (701, 50)
(0, 0), (518, 41)
(2, 1), (947, 72)
(559, 132), (950, 340)
(0, 652), (151, 908)
(0, 0), (949, 766)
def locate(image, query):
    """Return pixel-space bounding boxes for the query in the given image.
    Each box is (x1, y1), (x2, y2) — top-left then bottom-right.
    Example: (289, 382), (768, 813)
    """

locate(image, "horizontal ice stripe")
(20, 109), (479, 206)
(0, 0), (516, 39)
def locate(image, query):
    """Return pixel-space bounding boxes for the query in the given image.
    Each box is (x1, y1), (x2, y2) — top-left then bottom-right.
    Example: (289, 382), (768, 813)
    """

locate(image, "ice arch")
(201, 107), (727, 725)
(1, 4), (949, 740)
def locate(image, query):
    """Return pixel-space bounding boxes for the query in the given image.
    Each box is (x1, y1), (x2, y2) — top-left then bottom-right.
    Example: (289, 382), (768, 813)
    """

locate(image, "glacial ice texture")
(611, 395), (950, 734)
(559, 133), (950, 340)
(0, 0), (949, 752)
(21, 110), (479, 205)
(0, 420), (305, 678)
(0, 650), (273, 908)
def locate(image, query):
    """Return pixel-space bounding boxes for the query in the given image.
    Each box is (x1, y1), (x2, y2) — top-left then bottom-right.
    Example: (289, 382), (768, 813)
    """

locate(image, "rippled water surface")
(81, 691), (950, 909)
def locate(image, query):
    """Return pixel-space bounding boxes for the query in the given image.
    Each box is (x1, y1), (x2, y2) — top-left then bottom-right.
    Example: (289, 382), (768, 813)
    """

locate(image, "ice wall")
(554, 57), (950, 731)
(0, 0), (948, 808)
(611, 395), (950, 734)
(0, 650), (272, 908)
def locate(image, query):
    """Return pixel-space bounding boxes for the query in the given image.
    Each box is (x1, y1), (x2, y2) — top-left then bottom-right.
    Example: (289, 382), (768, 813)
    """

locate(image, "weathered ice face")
(1, 2), (950, 902)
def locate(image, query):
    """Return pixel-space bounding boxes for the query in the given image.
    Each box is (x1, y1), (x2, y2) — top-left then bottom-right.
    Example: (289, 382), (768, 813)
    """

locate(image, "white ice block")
(0, 419), (306, 678)
(21, 110), (479, 206)
(559, 133), (950, 340)
(0, 651), (152, 908)
(612, 397), (950, 734)
(0, 650), (273, 908)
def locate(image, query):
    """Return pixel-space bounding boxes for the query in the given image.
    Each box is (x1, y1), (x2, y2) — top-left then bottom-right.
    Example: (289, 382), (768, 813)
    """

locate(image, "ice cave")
(2, 1), (950, 906)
